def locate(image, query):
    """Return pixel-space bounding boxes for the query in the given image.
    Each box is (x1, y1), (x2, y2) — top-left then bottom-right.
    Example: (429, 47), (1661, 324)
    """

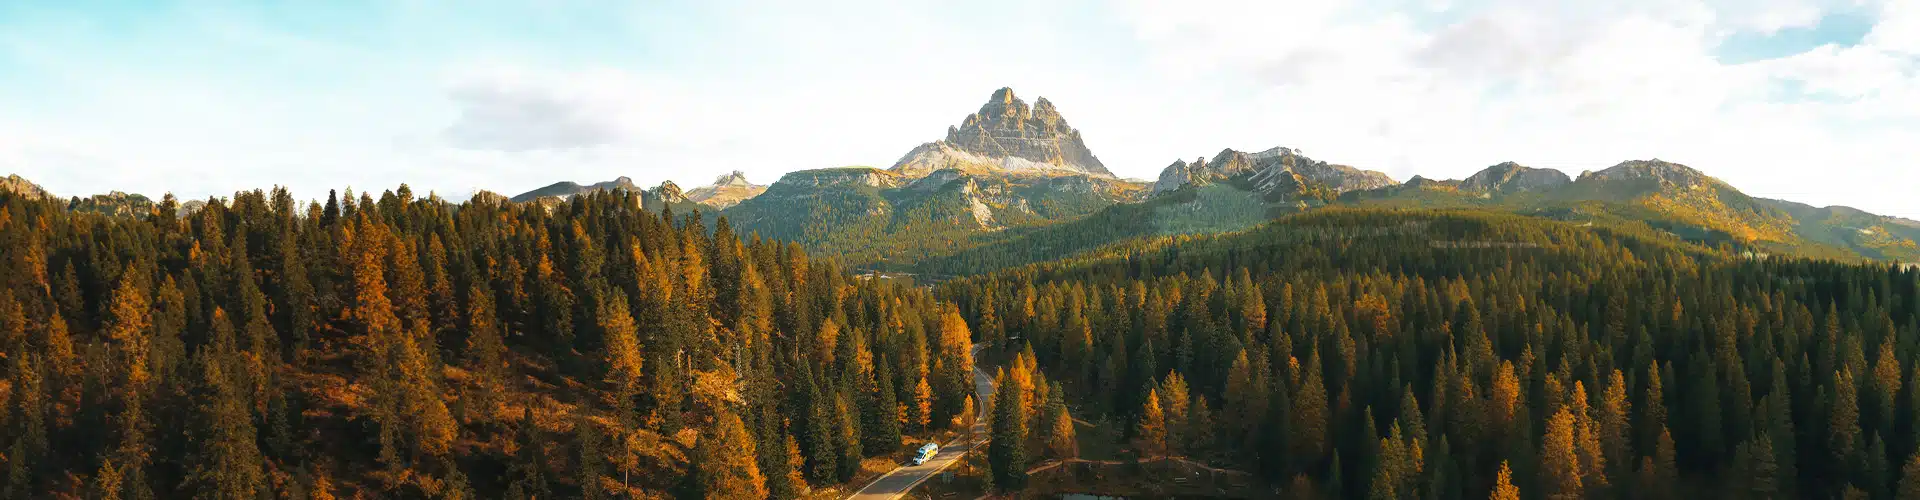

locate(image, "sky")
(1, 0), (1916, 218)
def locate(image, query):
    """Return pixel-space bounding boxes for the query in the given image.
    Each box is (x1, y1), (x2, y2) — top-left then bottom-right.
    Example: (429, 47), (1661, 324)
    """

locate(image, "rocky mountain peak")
(1579, 159), (1711, 188)
(891, 88), (1111, 178)
(1461, 162), (1570, 193)
(1152, 145), (1394, 197)
(2, 174), (52, 200)
(686, 170), (769, 209)
(714, 170), (752, 187)
(650, 181), (685, 203)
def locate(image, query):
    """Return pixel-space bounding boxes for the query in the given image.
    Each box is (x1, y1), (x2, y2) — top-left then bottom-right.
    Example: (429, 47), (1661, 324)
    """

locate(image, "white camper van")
(911, 443), (939, 465)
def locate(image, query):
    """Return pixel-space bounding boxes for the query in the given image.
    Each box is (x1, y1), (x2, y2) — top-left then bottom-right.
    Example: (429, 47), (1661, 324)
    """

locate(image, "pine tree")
(106, 271), (153, 389)
(463, 283), (507, 423)
(190, 309), (266, 500)
(1293, 352), (1329, 460)
(4, 354), (49, 498)
(988, 370), (1028, 491)
(913, 374), (934, 432)
(866, 359), (903, 456)
(1136, 387), (1169, 459)
(803, 377), (837, 484)
(936, 307), (974, 426)
(1642, 363), (1669, 455)
(1491, 460), (1521, 500)
(771, 433), (809, 499)
(1598, 369), (1631, 481)
(576, 418), (607, 500)
(695, 409), (769, 500)
(1570, 382), (1607, 489)
(1897, 452), (1920, 500)
(1835, 369), (1863, 473)
(1161, 371), (1192, 455)
(1045, 401), (1078, 460)
(505, 409), (551, 500)
(1540, 407), (1583, 500)
(599, 290), (643, 390)
(1190, 397), (1216, 460)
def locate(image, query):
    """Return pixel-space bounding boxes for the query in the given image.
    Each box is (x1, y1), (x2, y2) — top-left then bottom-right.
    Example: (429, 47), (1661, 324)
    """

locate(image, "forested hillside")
(940, 208), (1920, 499)
(0, 186), (979, 499)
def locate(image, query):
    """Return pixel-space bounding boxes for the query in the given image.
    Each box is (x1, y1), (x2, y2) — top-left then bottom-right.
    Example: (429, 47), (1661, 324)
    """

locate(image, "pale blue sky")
(2, 0), (1916, 218)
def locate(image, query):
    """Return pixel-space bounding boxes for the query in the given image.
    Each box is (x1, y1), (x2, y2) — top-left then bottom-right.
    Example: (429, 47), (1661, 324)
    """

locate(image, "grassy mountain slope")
(721, 167), (1146, 267)
(908, 159), (1915, 277)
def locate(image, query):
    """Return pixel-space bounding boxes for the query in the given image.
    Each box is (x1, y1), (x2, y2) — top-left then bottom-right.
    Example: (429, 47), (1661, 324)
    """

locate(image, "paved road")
(847, 343), (994, 500)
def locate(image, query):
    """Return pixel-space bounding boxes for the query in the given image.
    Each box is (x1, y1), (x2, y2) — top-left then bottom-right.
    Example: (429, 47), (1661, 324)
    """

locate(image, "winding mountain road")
(846, 343), (994, 500)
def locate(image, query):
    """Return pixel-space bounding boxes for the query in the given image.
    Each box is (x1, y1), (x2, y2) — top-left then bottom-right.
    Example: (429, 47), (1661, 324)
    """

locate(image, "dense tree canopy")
(0, 187), (971, 498)
(939, 208), (1920, 499)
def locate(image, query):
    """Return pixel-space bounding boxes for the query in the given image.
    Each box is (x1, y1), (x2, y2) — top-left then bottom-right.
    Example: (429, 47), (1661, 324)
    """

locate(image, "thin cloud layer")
(0, 0), (1911, 217)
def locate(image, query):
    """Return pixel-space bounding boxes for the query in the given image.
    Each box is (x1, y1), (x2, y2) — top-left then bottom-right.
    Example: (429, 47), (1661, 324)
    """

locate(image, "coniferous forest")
(6, 182), (1920, 500)
(942, 209), (1920, 499)
(0, 187), (978, 499)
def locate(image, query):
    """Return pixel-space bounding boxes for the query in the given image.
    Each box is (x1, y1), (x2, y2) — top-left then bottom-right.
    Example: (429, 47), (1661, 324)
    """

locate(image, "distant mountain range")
(5, 87), (1915, 273)
(716, 88), (1147, 263)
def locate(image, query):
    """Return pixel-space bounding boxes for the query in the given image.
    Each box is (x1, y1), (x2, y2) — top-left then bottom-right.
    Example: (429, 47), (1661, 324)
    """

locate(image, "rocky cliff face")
(1, 174), (52, 200)
(1460, 162), (1570, 193)
(685, 170), (768, 209)
(890, 88), (1112, 178)
(649, 181), (685, 204)
(1153, 146), (1395, 199)
(1576, 159), (1711, 189)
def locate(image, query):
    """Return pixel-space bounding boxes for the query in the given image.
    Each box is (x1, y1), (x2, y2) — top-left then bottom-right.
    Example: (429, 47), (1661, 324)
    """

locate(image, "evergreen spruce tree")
(1135, 387), (1169, 459)
(1540, 407), (1583, 500)
(694, 409), (769, 500)
(1491, 461), (1521, 500)
(988, 370), (1028, 491)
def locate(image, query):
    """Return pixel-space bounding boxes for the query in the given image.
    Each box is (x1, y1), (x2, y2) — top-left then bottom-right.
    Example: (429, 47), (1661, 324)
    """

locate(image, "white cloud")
(1100, 0), (1919, 218)
(443, 80), (623, 152)
(0, 0), (1913, 218)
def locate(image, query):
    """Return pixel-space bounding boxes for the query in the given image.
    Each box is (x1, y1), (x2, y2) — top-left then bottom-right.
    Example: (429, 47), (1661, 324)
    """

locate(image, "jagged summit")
(686, 170), (767, 209)
(890, 87), (1112, 178)
(1152, 146), (1395, 201)
(712, 170), (753, 187)
(2, 174), (53, 200)
(651, 180), (683, 201)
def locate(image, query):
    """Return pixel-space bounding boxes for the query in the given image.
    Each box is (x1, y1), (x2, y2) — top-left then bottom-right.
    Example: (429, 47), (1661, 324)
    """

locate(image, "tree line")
(0, 185), (977, 499)
(942, 208), (1920, 499)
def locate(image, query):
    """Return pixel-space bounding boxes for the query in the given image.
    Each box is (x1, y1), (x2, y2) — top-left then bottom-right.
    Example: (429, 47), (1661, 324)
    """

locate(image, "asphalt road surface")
(846, 343), (994, 500)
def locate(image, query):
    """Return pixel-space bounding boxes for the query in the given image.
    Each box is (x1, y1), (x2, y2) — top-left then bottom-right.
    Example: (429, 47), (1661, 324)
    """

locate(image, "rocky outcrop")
(1, 174), (52, 200)
(772, 168), (901, 189)
(178, 199), (208, 217)
(891, 88), (1111, 178)
(467, 190), (511, 205)
(510, 176), (641, 203)
(1460, 162), (1570, 194)
(686, 170), (768, 209)
(1153, 146), (1395, 199)
(1401, 175), (1459, 190)
(1576, 159), (1711, 189)
(649, 181), (685, 204)
(69, 191), (156, 218)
